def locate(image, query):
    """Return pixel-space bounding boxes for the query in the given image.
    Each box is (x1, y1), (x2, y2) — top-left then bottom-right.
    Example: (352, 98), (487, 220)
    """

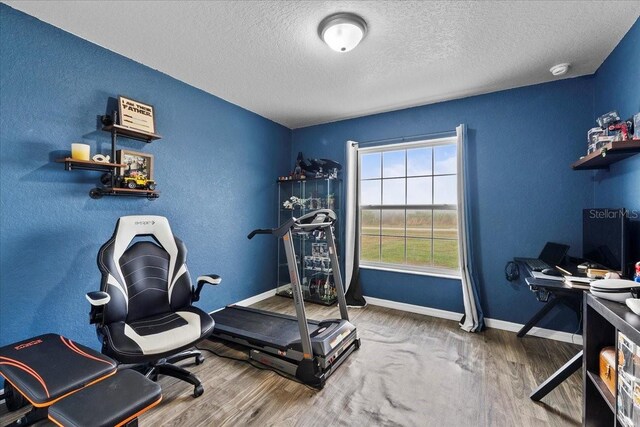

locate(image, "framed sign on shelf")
(117, 150), (154, 181)
(118, 96), (155, 134)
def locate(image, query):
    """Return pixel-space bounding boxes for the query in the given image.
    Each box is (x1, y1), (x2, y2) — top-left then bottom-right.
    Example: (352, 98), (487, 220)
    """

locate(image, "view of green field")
(360, 209), (459, 270)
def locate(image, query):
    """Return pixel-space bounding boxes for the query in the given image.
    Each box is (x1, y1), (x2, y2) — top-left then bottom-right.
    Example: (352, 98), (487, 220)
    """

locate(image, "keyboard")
(519, 258), (552, 272)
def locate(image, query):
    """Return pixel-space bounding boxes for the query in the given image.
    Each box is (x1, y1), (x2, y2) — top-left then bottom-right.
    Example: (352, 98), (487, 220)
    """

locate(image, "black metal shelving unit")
(57, 112), (161, 199)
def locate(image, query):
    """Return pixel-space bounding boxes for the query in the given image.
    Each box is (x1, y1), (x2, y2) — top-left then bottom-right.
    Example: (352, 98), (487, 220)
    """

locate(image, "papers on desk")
(530, 271), (564, 281)
(563, 275), (595, 290)
(564, 280), (592, 290)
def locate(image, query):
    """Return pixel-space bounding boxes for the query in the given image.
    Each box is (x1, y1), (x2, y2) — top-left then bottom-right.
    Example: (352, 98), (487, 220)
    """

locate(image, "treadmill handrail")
(247, 209), (337, 239)
(247, 228), (274, 240)
(247, 217), (297, 239)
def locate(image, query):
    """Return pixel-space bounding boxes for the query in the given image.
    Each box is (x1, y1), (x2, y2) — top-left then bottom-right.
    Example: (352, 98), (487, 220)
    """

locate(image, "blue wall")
(292, 78), (595, 331)
(0, 5), (291, 347)
(592, 18), (640, 211)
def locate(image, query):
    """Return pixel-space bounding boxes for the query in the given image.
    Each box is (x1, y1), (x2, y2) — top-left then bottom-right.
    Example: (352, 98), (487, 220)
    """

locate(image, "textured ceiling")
(6, 1), (640, 128)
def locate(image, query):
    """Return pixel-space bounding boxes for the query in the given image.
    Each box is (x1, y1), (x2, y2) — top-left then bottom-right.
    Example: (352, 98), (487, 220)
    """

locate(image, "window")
(358, 138), (460, 276)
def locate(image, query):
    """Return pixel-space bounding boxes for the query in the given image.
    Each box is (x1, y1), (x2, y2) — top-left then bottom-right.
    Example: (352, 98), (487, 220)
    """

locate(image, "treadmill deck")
(211, 306), (321, 350)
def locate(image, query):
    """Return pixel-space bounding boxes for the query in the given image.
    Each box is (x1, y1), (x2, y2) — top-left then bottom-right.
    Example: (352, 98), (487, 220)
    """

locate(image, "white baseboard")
(364, 296), (463, 321)
(364, 295), (582, 345)
(235, 289), (277, 306)
(209, 288), (277, 314)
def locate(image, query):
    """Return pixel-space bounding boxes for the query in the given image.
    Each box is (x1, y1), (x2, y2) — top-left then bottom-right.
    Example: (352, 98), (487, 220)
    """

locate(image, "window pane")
(434, 144), (457, 175)
(383, 150), (405, 178)
(407, 177), (432, 205)
(361, 209), (380, 235)
(383, 178), (405, 205)
(433, 239), (459, 270)
(433, 210), (458, 239)
(358, 141), (460, 274)
(433, 175), (457, 205)
(361, 235), (380, 262)
(406, 209), (432, 238)
(407, 238), (432, 266)
(381, 236), (405, 264)
(407, 147), (432, 176)
(382, 210), (405, 236)
(361, 180), (381, 205)
(361, 153), (381, 179)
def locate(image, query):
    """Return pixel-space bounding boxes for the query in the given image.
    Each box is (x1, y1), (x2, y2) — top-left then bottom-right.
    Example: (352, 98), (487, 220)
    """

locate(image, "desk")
(515, 261), (586, 401)
(517, 261), (583, 338)
(525, 281), (585, 400)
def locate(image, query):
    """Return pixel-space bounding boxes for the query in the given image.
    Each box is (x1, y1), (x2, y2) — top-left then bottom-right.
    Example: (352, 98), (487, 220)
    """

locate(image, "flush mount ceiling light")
(550, 63), (570, 76)
(318, 13), (367, 53)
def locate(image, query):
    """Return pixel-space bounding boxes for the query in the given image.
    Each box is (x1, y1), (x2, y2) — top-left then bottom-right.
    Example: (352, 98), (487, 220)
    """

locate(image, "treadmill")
(210, 209), (360, 388)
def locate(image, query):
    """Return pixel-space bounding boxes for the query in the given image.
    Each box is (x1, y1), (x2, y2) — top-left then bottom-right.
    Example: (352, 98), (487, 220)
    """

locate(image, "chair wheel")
(4, 380), (27, 411)
(195, 355), (205, 365)
(193, 384), (204, 398)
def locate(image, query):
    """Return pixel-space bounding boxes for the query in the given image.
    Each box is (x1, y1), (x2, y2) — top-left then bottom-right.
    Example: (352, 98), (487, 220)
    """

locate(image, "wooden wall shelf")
(89, 187), (159, 200)
(56, 158), (125, 172)
(101, 124), (161, 142)
(572, 139), (640, 170)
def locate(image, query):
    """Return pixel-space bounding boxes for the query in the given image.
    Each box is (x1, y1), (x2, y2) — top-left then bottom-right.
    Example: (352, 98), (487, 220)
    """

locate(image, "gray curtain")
(344, 140), (367, 307)
(456, 124), (484, 332)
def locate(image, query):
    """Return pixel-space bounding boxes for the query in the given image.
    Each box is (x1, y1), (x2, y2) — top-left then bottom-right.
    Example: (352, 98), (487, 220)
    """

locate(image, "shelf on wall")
(89, 187), (159, 200)
(102, 124), (162, 142)
(572, 139), (640, 170)
(56, 157), (125, 172)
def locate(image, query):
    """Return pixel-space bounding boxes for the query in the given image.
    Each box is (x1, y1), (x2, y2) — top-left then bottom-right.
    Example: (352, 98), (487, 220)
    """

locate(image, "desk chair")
(89, 215), (220, 397)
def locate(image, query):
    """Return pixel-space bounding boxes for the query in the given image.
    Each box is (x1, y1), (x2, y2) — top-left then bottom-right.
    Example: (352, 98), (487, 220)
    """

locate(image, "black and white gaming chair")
(86, 215), (220, 397)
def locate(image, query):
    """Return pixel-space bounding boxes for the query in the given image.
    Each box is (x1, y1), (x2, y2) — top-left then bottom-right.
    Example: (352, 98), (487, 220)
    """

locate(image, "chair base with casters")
(0, 334), (161, 427)
(119, 349), (206, 398)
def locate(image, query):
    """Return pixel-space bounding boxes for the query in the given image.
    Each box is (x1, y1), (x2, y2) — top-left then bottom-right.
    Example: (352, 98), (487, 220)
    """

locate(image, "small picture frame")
(118, 96), (155, 134)
(117, 150), (154, 180)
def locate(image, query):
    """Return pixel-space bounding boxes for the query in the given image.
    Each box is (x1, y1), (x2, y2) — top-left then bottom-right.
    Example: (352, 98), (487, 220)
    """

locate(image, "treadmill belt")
(212, 307), (320, 349)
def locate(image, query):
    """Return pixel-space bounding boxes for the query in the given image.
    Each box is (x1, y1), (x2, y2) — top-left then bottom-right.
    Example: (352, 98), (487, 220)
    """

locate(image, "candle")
(71, 143), (90, 161)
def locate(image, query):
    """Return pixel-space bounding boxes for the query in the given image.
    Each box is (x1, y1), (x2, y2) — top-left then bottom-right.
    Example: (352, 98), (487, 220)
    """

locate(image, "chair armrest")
(86, 292), (110, 325)
(193, 275), (221, 302)
(86, 291), (111, 306)
(197, 275), (222, 286)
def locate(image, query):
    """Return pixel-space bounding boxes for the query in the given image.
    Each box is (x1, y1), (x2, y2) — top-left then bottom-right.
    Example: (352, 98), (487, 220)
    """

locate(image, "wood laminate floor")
(1, 297), (582, 426)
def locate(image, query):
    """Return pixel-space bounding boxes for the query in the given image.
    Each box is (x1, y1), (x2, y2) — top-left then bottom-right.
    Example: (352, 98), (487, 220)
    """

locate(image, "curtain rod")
(353, 128), (458, 148)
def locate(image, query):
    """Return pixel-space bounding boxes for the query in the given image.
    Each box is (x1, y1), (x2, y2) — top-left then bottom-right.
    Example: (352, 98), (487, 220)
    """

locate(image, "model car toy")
(121, 175), (156, 190)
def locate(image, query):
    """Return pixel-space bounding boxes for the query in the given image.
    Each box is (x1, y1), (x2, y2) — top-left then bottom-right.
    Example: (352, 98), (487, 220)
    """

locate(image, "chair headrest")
(115, 216), (175, 247)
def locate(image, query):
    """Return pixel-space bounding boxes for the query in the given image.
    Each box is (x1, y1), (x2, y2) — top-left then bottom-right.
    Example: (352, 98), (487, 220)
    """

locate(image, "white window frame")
(357, 136), (461, 279)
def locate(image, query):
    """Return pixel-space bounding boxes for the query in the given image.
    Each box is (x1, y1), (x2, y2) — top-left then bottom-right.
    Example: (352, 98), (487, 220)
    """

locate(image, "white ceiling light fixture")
(550, 63), (570, 76)
(318, 12), (367, 53)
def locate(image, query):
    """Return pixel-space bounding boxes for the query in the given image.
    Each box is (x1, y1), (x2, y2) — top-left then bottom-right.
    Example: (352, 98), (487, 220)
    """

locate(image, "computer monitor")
(583, 208), (629, 276)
